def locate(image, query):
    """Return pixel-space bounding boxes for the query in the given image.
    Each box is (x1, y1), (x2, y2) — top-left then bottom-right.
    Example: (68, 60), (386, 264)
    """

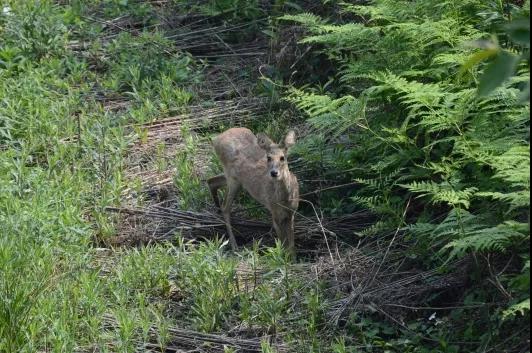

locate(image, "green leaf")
(458, 48), (499, 79)
(478, 50), (520, 97)
(504, 19), (530, 47)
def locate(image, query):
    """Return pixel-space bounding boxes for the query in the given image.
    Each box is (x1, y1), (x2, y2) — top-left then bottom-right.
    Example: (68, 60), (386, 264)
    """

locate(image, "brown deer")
(207, 128), (299, 254)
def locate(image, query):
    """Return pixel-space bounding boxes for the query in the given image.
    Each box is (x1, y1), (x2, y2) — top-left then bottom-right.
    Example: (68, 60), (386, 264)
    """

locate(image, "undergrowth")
(280, 0), (530, 351)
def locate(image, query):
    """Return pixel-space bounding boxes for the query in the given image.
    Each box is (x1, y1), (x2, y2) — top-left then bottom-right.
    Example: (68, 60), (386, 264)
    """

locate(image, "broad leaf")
(504, 19), (530, 47)
(478, 50), (519, 97)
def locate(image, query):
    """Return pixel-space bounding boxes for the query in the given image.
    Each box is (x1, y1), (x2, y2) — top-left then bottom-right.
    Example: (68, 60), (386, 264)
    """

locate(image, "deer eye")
(280, 156), (285, 162)
(267, 156), (272, 162)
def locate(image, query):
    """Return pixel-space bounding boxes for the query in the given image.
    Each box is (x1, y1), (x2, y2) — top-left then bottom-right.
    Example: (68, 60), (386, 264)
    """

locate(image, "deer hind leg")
(207, 174), (226, 209)
(221, 177), (240, 251)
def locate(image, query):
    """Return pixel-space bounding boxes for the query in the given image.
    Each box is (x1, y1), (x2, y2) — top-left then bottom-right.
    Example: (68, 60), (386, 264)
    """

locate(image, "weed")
(177, 240), (238, 332)
(173, 126), (208, 210)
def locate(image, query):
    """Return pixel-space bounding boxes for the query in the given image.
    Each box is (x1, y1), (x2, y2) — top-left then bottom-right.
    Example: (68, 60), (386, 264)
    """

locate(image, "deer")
(207, 128), (299, 255)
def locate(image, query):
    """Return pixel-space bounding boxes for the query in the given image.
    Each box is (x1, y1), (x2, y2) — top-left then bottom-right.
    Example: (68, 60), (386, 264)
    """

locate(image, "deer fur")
(207, 127), (299, 254)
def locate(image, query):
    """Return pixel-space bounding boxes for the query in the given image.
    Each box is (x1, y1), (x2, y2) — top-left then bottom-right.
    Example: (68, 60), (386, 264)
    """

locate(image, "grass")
(0, 1), (308, 351)
(173, 126), (209, 210)
(1, 1), (184, 350)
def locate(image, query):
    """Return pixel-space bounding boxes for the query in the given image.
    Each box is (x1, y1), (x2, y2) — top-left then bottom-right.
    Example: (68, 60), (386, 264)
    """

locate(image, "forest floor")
(1, 1), (526, 352)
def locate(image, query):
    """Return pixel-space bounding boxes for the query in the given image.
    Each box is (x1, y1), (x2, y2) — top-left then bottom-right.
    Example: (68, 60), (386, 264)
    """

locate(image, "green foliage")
(173, 127), (208, 210)
(503, 298), (531, 319)
(1, 0), (530, 352)
(177, 240), (238, 332)
(287, 88), (366, 138)
(400, 181), (478, 209)
(0, 1), (69, 61)
(104, 31), (198, 94)
(282, 0), (530, 253)
(113, 246), (175, 297)
(463, 13), (530, 98)
(444, 221), (529, 258)
(0, 231), (53, 353)
(172, 0), (262, 21)
(279, 13), (325, 28)
(282, 0), (530, 350)
(0, 0), (201, 350)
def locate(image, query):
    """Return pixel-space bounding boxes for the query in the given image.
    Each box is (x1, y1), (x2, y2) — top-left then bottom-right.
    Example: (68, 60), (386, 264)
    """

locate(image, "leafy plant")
(281, 0), (530, 350)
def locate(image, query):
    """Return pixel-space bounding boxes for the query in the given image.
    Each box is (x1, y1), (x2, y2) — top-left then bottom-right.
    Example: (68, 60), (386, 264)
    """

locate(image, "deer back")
(213, 128), (271, 205)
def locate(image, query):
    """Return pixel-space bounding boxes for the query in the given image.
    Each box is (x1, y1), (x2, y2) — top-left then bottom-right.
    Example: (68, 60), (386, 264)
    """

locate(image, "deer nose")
(270, 170), (279, 178)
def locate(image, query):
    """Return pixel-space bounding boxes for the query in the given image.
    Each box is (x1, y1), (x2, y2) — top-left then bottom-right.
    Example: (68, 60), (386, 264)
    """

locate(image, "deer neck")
(271, 169), (297, 207)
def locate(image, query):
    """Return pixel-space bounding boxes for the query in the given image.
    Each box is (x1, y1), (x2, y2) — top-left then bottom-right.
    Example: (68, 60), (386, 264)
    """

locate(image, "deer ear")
(283, 130), (296, 150)
(257, 133), (274, 151)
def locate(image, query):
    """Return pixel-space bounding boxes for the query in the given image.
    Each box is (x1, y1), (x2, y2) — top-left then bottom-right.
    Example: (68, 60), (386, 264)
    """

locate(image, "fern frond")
(400, 181), (478, 208)
(385, 19), (477, 49)
(300, 23), (379, 49)
(278, 13), (326, 30)
(285, 89), (366, 137)
(340, 0), (489, 23)
(353, 168), (403, 191)
(503, 299), (530, 320)
(490, 146), (530, 189)
(434, 209), (482, 235)
(476, 191), (530, 209)
(406, 222), (438, 237)
(362, 71), (446, 112)
(351, 195), (382, 212)
(444, 222), (529, 258)
(355, 220), (391, 237)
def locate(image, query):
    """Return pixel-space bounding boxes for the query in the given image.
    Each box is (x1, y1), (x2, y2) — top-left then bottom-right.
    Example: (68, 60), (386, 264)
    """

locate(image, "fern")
(340, 0), (490, 23)
(490, 146), (530, 189)
(282, 0), (530, 345)
(385, 19), (479, 49)
(300, 23), (380, 48)
(400, 181), (478, 208)
(353, 168), (403, 190)
(444, 222), (530, 258)
(476, 191), (530, 209)
(355, 220), (389, 237)
(285, 89), (366, 138)
(351, 195), (381, 212)
(361, 72), (447, 115)
(409, 211), (529, 260)
(278, 13), (326, 29)
(285, 0), (529, 274)
(503, 299), (531, 320)
(408, 209), (482, 239)
(474, 145), (530, 209)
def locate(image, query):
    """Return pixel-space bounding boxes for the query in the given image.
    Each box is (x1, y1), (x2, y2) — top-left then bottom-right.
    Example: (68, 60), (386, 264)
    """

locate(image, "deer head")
(257, 130), (297, 180)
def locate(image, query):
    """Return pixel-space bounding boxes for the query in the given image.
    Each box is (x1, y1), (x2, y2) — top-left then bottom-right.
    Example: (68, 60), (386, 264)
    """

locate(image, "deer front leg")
(285, 213), (295, 254)
(207, 174), (226, 209)
(272, 214), (296, 259)
(221, 178), (240, 251)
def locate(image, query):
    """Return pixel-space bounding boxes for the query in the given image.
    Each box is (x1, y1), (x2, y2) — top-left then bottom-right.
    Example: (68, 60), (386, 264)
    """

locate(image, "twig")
(299, 181), (360, 197)
(298, 198), (338, 281)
